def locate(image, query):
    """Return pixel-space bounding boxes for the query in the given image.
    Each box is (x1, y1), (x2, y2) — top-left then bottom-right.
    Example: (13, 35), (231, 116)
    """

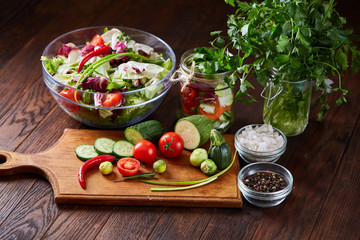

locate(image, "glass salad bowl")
(41, 26), (176, 128)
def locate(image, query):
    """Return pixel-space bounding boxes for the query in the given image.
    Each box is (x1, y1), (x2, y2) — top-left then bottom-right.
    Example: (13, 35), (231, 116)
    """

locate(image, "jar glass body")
(176, 49), (234, 133)
(263, 79), (312, 136)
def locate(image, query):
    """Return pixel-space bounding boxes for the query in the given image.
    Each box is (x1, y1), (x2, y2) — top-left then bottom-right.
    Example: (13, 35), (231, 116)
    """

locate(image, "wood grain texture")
(0, 0), (359, 239)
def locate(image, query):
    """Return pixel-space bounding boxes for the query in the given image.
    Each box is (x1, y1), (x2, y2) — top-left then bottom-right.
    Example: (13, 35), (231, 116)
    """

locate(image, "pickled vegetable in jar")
(171, 49), (234, 133)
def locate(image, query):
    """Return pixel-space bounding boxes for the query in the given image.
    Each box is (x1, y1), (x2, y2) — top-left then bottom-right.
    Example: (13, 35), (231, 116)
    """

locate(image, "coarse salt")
(237, 124), (284, 152)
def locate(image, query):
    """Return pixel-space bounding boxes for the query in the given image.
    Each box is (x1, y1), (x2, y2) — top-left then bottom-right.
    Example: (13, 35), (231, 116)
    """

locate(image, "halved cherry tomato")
(90, 34), (104, 46)
(102, 90), (122, 107)
(117, 158), (140, 176)
(159, 132), (184, 158)
(133, 140), (157, 163)
(199, 99), (225, 120)
(59, 88), (82, 113)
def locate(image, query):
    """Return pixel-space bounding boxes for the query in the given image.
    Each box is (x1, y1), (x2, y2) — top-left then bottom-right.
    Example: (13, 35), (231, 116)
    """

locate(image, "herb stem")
(141, 150), (237, 186)
(314, 60), (342, 89)
(150, 177), (218, 192)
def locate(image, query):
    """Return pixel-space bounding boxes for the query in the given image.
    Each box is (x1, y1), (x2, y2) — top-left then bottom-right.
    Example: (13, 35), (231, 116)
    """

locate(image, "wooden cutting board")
(0, 129), (242, 208)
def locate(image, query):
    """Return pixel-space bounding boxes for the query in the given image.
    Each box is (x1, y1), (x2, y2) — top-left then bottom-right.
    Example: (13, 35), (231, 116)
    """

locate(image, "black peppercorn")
(242, 172), (288, 192)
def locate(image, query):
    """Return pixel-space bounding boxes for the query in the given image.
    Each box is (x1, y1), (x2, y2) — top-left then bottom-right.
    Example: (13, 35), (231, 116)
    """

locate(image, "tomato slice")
(90, 34), (105, 46)
(199, 99), (225, 120)
(59, 88), (82, 113)
(117, 158), (140, 176)
(102, 90), (123, 107)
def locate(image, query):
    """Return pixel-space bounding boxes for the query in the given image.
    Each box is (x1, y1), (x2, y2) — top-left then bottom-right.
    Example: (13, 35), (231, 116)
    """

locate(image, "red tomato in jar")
(59, 88), (82, 113)
(133, 140), (157, 163)
(180, 85), (199, 108)
(159, 132), (184, 158)
(182, 104), (198, 115)
(117, 158), (140, 176)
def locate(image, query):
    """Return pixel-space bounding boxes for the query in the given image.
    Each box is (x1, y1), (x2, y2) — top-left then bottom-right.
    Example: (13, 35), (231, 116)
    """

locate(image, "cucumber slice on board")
(75, 144), (99, 161)
(94, 137), (115, 155)
(113, 140), (134, 158)
(124, 120), (163, 144)
(174, 115), (213, 150)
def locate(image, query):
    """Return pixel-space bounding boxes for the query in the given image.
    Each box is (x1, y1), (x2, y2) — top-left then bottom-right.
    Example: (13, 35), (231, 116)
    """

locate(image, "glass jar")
(172, 49), (234, 133)
(262, 79), (312, 136)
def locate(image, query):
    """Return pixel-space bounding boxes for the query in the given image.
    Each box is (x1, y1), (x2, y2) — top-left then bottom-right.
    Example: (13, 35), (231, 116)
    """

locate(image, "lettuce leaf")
(41, 56), (66, 75)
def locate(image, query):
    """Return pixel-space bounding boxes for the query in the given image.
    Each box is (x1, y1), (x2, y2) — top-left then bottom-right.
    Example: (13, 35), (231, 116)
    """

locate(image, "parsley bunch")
(215, 0), (360, 120)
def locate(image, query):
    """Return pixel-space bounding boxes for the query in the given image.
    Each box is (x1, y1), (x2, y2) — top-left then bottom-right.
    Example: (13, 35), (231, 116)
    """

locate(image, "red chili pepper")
(78, 154), (114, 189)
(77, 45), (111, 73)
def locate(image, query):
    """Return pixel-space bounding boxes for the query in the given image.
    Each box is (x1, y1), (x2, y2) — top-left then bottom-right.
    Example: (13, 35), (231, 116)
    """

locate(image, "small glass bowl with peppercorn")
(238, 162), (293, 208)
(234, 124), (287, 163)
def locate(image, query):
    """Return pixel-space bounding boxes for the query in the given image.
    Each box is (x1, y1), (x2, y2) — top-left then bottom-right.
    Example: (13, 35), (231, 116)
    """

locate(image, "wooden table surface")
(1, 0), (359, 239)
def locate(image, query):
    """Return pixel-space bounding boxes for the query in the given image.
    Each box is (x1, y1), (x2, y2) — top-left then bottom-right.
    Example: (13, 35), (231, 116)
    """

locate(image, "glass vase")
(262, 79), (312, 136)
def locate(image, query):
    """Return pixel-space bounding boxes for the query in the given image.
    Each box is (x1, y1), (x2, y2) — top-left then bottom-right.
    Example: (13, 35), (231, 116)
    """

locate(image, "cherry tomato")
(90, 34), (104, 46)
(117, 158), (140, 176)
(180, 85), (199, 108)
(133, 140), (157, 163)
(199, 99), (225, 120)
(159, 132), (184, 158)
(102, 90), (123, 107)
(59, 88), (82, 113)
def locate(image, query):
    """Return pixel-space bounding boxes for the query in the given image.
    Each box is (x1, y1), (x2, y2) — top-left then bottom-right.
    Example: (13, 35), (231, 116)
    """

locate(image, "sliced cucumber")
(215, 82), (233, 107)
(113, 140), (135, 158)
(94, 137), (115, 155)
(75, 144), (99, 161)
(174, 114), (213, 150)
(124, 120), (163, 144)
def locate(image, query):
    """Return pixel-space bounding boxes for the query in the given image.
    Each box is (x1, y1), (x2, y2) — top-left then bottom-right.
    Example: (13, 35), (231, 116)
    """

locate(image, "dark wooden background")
(1, 0), (359, 239)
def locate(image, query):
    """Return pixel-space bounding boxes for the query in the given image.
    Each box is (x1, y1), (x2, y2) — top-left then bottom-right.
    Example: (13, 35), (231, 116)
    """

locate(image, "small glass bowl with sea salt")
(234, 124), (287, 163)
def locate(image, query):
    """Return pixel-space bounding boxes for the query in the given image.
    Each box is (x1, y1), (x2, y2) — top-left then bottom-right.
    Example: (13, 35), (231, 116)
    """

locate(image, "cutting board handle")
(0, 151), (48, 177)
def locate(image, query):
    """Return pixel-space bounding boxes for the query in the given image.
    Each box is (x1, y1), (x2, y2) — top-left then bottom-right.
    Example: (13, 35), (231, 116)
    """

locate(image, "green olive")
(200, 159), (217, 176)
(99, 161), (113, 175)
(190, 148), (208, 167)
(153, 160), (167, 173)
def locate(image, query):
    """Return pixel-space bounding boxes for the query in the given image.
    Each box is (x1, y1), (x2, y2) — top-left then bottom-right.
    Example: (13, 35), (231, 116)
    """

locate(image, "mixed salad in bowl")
(41, 27), (175, 128)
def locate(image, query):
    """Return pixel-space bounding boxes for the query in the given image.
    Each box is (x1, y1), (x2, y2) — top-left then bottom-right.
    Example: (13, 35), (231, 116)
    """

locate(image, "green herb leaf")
(275, 54), (290, 64)
(224, 0), (235, 7)
(336, 49), (348, 70)
(276, 36), (290, 53)
(270, 24), (282, 40)
(241, 24), (249, 36)
(217, 0), (360, 119)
